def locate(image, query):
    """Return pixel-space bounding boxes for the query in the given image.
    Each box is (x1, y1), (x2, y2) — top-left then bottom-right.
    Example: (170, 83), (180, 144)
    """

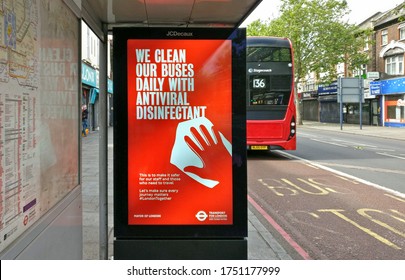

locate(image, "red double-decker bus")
(246, 36), (296, 151)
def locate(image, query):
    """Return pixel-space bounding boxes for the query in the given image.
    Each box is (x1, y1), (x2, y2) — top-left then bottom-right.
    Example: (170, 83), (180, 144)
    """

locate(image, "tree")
(247, 0), (371, 124)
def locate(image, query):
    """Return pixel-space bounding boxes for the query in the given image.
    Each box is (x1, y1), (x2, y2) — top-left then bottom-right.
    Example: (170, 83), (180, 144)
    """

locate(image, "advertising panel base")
(114, 239), (247, 260)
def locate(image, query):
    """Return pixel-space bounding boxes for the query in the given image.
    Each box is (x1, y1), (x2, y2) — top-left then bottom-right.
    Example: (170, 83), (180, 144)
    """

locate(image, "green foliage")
(247, 0), (371, 85)
(390, 2), (405, 22)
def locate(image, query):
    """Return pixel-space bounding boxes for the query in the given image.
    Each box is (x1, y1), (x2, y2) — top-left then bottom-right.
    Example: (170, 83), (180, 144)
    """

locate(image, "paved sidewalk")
(81, 127), (291, 260)
(300, 121), (405, 141)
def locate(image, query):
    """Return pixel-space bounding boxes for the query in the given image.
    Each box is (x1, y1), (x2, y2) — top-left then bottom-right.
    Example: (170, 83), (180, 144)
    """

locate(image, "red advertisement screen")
(127, 39), (233, 225)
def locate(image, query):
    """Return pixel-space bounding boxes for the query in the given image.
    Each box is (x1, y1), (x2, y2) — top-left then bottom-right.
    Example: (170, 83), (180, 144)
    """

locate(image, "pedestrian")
(82, 105), (89, 136)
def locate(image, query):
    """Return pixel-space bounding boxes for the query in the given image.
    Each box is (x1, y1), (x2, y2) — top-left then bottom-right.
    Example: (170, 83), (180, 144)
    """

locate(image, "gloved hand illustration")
(170, 117), (232, 188)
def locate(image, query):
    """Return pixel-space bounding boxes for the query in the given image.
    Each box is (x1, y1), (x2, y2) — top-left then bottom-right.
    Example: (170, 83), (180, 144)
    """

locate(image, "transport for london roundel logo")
(195, 211), (208, 222)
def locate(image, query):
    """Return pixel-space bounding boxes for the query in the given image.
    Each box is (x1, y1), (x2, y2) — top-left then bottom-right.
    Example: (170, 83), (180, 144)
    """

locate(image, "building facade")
(371, 5), (405, 127)
(299, 4), (405, 127)
(81, 23), (114, 130)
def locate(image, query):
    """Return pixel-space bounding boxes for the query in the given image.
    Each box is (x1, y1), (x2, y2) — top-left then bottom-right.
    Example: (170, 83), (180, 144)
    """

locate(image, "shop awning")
(90, 88), (99, 104)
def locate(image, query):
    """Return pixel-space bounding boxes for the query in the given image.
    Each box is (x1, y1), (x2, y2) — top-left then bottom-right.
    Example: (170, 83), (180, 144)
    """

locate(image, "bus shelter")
(86, 0), (262, 260)
(0, 0), (261, 260)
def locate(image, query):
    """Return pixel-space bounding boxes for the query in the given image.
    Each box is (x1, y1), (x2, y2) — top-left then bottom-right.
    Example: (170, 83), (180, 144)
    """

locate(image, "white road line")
(334, 139), (377, 148)
(310, 138), (348, 147)
(367, 147), (396, 152)
(276, 150), (405, 199)
(376, 152), (405, 160)
(319, 162), (405, 175)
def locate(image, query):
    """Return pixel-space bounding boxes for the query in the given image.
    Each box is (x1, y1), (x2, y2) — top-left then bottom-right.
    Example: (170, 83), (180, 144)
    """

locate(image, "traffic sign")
(337, 77), (364, 103)
(367, 71), (380, 80)
(337, 77), (364, 130)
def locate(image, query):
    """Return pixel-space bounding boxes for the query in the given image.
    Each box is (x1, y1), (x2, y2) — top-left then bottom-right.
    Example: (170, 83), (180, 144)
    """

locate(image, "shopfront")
(370, 77), (405, 127)
(318, 81), (377, 125)
(318, 82), (339, 123)
(82, 62), (97, 130)
(301, 90), (319, 121)
(81, 62), (114, 130)
(82, 62), (97, 102)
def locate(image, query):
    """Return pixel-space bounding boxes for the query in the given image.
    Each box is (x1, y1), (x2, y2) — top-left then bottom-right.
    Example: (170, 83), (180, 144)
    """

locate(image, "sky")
(241, 0), (405, 26)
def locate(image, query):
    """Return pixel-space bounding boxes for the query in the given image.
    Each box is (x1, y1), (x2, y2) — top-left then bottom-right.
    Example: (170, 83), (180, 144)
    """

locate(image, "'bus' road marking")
(258, 177), (346, 196)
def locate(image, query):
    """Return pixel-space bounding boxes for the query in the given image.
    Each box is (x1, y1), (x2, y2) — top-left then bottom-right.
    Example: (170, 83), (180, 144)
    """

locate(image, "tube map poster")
(127, 39), (233, 225)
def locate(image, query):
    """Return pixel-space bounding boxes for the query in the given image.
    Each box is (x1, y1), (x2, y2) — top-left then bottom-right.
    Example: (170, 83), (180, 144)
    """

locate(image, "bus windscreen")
(246, 37), (296, 151)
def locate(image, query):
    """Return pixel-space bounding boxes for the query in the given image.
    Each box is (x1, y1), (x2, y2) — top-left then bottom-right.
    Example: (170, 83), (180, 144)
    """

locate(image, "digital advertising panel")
(113, 28), (246, 240)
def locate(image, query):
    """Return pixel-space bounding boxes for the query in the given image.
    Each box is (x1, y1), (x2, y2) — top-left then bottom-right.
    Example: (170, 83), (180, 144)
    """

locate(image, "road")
(247, 127), (405, 259)
(285, 126), (405, 194)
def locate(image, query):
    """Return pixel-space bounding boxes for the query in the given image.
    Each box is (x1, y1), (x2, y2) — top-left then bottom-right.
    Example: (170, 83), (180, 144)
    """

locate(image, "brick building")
(371, 4), (405, 127)
(299, 3), (405, 127)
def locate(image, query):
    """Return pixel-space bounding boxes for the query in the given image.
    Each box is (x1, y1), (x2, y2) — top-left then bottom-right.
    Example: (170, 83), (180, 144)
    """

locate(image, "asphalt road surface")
(285, 127), (405, 194)
(248, 150), (405, 259)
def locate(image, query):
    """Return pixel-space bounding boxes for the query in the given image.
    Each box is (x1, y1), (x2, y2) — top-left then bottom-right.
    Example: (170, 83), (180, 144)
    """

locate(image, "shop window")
(385, 55), (404, 75)
(385, 95), (405, 123)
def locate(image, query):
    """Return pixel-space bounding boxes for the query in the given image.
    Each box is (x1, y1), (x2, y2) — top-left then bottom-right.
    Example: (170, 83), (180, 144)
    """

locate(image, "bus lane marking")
(258, 177), (350, 196)
(258, 176), (405, 251)
(384, 194), (405, 203)
(317, 209), (401, 250)
(281, 178), (329, 195)
(357, 209), (405, 239)
(258, 178), (299, 197)
(285, 208), (404, 251)
(285, 178), (350, 195)
(261, 152), (405, 252)
(305, 178), (350, 194)
(276, 151), (405, 199)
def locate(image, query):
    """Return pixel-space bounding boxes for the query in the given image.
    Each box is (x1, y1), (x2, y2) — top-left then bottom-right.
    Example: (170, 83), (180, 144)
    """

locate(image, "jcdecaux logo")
(166, 31), (193, 37)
